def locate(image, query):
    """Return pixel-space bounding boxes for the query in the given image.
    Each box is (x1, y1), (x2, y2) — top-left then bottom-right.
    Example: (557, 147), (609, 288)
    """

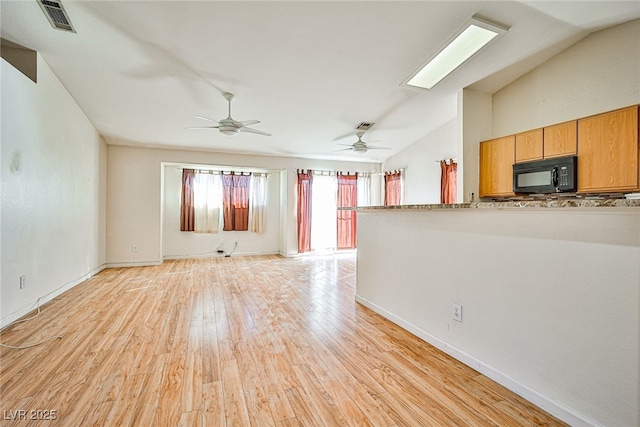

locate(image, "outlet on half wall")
(452, 302), (462, 322)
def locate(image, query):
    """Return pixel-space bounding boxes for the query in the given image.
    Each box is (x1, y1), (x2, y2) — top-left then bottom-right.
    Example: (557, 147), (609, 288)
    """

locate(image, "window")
(194, 172), (223, 233)
(296, 169), (372, 253)
(249, 173), (267, 233)
(310, 173), (337, 252)
(180, 169), (265, 233)
(222, 173), (250, 231)
(356, 172), (371, 207)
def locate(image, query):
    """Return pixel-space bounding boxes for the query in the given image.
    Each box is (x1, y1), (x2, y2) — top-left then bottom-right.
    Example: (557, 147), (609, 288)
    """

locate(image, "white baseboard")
(163, 250), (281, 261)
(355, 295), (598, 427)
(105, 260), (162, 268)
(281, 251), (357, 259)
(281, 251), (301, 258)
(1, 264), (107, 330)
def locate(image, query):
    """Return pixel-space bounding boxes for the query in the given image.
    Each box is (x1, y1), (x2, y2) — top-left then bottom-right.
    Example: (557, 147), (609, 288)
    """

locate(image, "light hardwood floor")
(1, 255), (566, 426)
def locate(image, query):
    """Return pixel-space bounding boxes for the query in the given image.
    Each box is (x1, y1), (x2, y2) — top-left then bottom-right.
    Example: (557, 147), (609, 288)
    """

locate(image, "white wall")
(1, 56), (107, 327)
(383, 118), (460, 204)
(356, 207), (639, 427)
(492, 19), (640, 137)
(106, 144), (379, 264)
(162, 165), (281, 258)
(460, 89), (492, 202)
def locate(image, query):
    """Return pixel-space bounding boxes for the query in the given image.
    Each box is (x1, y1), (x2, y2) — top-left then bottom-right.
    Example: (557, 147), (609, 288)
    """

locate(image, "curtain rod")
(292, 169), (401, 176)
(435, 158), (458, 164)
(292, 168), (372, 176)
(176, 167), (276, 175)
(380, 167), (406, 175)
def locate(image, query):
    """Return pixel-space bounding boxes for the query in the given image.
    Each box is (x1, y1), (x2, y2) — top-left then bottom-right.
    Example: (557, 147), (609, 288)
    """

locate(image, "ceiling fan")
(187, 92), (271, 137)
(336, 131), (391, 153)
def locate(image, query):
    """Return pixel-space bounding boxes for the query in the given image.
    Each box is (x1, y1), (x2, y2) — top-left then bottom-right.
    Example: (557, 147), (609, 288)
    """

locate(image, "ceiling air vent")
(37, 0), (76, 33)
(355, 122), (375, 131)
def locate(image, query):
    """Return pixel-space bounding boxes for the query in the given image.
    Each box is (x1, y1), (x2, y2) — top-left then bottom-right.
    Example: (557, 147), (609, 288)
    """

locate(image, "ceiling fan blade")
(239, 127), (272, 137)
(186, 126), (220, 130)
(194, 115), (219, 123)
(336, 143), (356, 147)
(237, 120), (260, 127)
(366, 145), (392, 150)
(334, 148), (354, 152)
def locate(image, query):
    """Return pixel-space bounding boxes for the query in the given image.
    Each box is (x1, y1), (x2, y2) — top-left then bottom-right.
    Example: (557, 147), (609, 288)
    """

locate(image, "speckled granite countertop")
(353, 198), (640, 210)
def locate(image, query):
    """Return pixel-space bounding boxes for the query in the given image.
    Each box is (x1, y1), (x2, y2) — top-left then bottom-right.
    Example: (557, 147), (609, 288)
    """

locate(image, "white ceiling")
(2, 1), (639, 162)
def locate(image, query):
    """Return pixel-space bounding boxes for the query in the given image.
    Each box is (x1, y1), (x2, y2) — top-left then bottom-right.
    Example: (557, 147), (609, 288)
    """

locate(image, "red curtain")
(222, 173), (251, 231)
(337, 174), (357, 249)
(440, 160), (457, 204)
(180, 169), (195, 231)
(297, 170), (312, 253)
(384, 171), (402, 206)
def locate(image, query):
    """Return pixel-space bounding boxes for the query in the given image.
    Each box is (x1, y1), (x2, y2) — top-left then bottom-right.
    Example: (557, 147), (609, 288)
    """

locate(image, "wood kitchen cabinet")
(577, 105), (639, 193)
(515, 128), (543, 163)
(479, 135), (516, 197)
(544, 120), (577, 158)
(515, 122), (576, 163)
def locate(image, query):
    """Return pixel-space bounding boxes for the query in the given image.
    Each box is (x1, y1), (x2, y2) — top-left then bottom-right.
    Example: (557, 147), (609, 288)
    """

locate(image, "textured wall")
(1, 56), (106, 326)
(356, 207), (639, 426)
(492, 19), (640, 137)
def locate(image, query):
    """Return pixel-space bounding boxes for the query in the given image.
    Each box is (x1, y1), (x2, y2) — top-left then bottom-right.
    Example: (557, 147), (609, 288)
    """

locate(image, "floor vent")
(38, 0), (76, 33)
(355, 122), (375, 131)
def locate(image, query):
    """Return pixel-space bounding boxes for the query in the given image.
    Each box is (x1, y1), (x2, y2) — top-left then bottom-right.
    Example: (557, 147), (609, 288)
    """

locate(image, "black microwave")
(513, 156), (577, 194)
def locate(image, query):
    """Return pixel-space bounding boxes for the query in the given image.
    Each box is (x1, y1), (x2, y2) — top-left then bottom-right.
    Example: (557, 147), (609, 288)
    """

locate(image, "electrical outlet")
(132, 245), (139, 252)
(452, 303), (462, 322)
(19, 275), (26, 289)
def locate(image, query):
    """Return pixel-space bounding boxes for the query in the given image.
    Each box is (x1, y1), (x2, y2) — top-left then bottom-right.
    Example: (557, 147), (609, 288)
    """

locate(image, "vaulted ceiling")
(2, 1), (639, 162)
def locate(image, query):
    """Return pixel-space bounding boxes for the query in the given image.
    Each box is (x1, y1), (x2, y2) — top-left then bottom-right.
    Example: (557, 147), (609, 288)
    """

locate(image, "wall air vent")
(355, 122), (375, 131)
(37, 0), (76, 33)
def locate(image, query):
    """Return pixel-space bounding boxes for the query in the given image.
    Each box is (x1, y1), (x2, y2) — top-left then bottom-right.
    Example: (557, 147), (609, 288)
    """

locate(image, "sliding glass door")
(310, 174), (337, 253)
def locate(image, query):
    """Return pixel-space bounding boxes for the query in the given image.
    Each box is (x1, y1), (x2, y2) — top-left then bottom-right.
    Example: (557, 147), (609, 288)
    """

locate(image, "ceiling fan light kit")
(219, 128), (239, 137)
(336, 131), (392, 153)
(188, 92), (271, 137)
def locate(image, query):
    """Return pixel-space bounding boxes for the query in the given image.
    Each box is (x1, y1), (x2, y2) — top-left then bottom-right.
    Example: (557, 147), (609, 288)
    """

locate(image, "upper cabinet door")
(577, 105), (639, 193)
(479, 135), (516, 198)
(544, 120), (577, 159)
(515, 129), (543, 163)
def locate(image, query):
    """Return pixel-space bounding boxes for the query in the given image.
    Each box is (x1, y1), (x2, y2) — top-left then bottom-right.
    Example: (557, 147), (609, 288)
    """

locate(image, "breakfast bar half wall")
(355, 201), (639, 427)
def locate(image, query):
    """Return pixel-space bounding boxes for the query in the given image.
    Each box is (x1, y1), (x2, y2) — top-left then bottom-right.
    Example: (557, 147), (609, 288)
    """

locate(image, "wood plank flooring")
(0, 255), (566, 426)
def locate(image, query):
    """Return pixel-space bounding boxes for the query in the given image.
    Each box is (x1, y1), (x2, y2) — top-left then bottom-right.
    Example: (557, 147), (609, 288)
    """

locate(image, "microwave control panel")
(558, 166), (570, 187)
